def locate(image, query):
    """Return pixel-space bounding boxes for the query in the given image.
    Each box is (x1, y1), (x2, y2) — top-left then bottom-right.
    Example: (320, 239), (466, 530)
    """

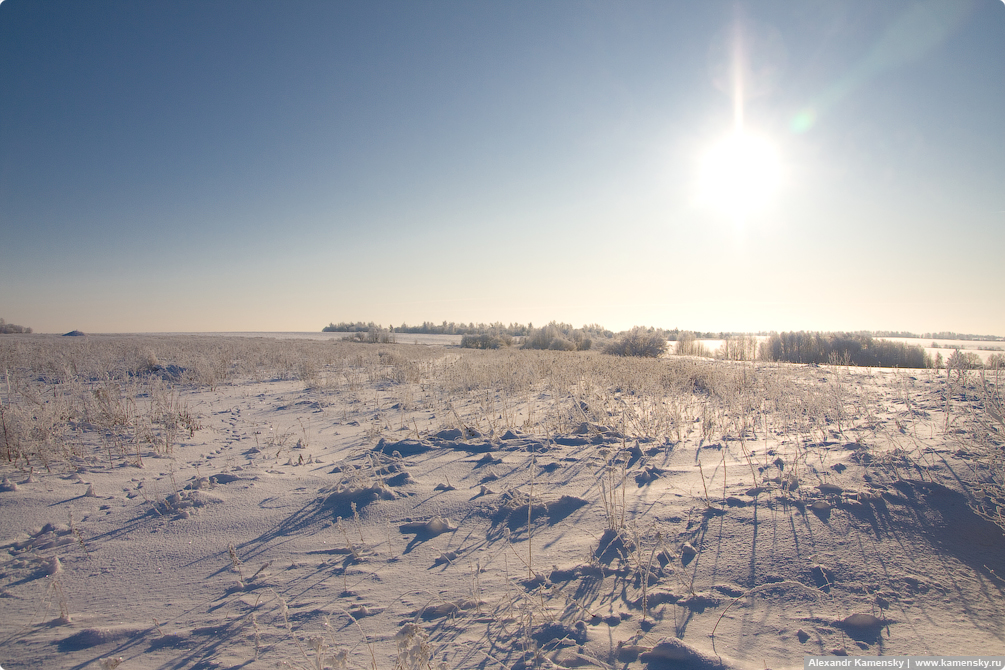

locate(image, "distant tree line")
(320, 320), (999, 368)
(323, 320), (617, 339)
(920, 331), (1005, 342)
(0, 318), (32, 334)
(321, 319), (774, 341)
(656, 328), (760, 341)
(853, 329), (1004, 342)
(759, 332), (931, 368)
(322, 319), (777, 358)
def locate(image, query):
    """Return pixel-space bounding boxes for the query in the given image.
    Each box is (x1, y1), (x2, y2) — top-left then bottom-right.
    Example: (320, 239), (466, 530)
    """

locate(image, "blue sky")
(1, 0), (1003, 334)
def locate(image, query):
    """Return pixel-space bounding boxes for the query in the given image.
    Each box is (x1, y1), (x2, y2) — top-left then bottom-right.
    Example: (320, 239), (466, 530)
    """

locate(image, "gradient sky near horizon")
(2, 0), (1003, 335)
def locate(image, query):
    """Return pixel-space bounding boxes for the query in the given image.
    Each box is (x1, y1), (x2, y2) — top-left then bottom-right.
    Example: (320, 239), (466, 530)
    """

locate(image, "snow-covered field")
(137, 331), (465, 346)
(879, 337), (1004, 366)
(0, 335), (1002, 670)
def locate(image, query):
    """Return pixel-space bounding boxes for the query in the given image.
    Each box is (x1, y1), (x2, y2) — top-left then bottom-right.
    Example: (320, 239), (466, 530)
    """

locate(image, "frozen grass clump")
(962, 365), (1005, 535)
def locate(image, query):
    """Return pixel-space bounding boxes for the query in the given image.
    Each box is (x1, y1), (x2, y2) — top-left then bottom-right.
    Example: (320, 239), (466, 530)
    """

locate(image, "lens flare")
(698, 9), (783, 225)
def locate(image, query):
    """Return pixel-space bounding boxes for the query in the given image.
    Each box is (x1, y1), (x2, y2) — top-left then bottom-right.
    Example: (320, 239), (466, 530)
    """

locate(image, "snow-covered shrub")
(603, 328), (668, 358)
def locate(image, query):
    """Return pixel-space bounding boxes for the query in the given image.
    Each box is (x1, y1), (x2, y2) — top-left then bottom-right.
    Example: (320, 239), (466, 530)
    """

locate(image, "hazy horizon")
(2, 1), (1003, 336)
(6, 323), (1005, 341)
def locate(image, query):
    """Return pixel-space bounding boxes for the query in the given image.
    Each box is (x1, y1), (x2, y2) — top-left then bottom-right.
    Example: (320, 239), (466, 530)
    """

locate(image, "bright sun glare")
(698, 131), (781, 223)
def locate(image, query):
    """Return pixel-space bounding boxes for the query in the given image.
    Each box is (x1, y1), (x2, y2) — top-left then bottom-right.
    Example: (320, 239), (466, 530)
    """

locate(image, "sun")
(697, 131), (781, 223)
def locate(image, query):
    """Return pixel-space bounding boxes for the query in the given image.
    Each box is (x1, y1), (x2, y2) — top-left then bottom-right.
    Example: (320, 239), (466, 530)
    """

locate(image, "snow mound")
(59, 626), (146, 651)
(641, 637), (730, 669)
